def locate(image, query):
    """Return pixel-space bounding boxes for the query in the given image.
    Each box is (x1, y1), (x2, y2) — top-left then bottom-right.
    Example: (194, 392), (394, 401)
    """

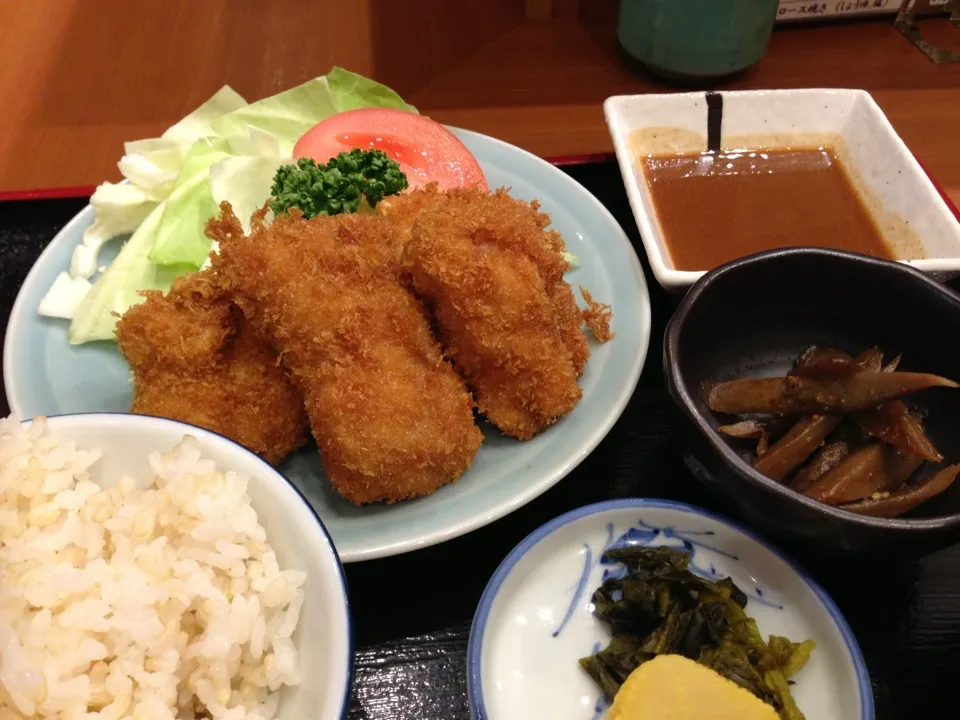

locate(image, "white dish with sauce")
(604, 89), (960, 291)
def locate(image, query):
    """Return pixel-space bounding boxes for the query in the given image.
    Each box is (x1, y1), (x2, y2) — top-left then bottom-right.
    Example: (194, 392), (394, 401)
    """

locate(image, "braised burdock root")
(748, 348), (885, 481)
(704, 346), (960, 518)
(702, 371), (958, 416)
(209, 204), (483, 505)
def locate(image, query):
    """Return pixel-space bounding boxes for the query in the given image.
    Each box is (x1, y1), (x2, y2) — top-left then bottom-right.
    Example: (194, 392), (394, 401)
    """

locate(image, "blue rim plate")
(2, 128), (651, 562)
(17, 412), (353, 720)
(468, 499), (873, 720)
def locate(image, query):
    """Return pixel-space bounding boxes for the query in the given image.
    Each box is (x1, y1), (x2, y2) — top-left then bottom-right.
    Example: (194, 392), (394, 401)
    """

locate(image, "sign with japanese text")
(776, 0), (897, 20)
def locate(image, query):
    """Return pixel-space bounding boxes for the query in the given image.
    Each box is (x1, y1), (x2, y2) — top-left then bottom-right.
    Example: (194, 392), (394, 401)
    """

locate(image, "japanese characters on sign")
(777, 0), (894, 20)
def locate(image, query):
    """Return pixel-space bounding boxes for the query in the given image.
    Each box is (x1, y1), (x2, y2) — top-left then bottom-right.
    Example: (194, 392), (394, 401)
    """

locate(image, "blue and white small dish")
(468, 499), (873, 720)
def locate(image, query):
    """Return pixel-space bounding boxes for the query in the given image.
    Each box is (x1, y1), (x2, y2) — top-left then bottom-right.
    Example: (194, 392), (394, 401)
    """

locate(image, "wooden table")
(1, 1), (958, 206)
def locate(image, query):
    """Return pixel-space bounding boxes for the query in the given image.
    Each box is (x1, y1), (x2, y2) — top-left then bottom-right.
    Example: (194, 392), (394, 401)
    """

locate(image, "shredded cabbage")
(40, 68), (418, 344)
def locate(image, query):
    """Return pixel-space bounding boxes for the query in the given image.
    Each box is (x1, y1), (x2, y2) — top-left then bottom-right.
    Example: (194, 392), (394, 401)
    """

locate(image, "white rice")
(0, 415), (304, 720)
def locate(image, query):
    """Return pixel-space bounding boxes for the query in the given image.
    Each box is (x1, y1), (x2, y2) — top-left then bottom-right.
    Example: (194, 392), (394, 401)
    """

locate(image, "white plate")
(3, 128), (651, 562)
(468, 499), (873, 720)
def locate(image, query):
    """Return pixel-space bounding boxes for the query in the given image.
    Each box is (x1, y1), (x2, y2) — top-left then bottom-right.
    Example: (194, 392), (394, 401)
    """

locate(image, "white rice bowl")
(0, 414), (351, 720)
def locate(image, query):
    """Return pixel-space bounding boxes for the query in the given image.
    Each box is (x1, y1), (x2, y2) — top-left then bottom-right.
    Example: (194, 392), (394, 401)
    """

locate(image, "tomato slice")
(293, 108), (487, 191)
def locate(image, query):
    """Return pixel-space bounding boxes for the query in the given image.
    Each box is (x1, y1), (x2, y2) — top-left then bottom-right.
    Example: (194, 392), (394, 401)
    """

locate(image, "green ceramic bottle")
(618, 0), (780, 80)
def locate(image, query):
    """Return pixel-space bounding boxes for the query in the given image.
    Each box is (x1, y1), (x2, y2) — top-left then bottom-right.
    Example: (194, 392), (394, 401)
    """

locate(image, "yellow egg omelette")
(607, 654), (780, 720)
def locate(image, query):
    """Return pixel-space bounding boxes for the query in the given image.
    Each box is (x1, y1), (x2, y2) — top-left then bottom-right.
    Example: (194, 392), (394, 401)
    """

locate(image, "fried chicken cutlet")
(402, 189), (602, 440)
(115, 270), (309, 465)
(209, 204), (483, 505)
(376, 183), (449, 256)
(382, 184), (598, 371)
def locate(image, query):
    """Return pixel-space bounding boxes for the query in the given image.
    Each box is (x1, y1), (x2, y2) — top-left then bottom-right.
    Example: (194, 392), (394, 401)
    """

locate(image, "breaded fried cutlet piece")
(375, 182), (449, 255)
(547, 275), (591, 376)
(115, 270), (309, 465)
(383, 186), (593, 369)
(403, 189), (592, 440)
(209, 205), (483, 505)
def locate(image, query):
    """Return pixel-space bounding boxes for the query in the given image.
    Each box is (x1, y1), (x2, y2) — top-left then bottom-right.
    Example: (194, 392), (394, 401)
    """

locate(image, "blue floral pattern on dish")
(552, 516), (785, 719)
(552, 516), (784, 640)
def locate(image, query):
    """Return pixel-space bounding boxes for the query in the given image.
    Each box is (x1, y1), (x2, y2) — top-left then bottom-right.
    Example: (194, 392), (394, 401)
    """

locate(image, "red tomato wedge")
(293, 108), (487, 191)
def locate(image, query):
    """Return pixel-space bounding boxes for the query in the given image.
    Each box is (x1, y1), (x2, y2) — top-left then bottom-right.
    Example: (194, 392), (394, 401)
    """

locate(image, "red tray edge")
(0, 185), (98, 202)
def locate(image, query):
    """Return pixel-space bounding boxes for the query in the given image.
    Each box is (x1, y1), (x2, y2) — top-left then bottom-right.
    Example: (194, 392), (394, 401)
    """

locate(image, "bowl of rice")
(0, 412), (352, 720)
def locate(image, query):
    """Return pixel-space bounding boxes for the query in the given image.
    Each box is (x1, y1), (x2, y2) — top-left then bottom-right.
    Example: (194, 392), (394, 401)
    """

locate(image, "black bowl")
(664, 248), (960, 557)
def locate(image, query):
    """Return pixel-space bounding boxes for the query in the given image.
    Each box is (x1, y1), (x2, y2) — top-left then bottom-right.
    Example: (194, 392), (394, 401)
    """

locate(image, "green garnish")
(579, 545), (814, 720)
(269, 149), (407, 219)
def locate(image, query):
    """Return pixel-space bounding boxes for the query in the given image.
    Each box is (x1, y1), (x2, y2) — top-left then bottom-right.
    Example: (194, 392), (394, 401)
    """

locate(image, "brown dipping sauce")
(641, 146), (895, 271)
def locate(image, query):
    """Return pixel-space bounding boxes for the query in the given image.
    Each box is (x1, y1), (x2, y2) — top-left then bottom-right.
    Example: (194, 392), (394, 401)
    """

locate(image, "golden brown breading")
(375, 183), (449, 255)
(381, 185), (594, 375)
(115, 270), (309, 465)
(209, 205), (483, 505)
(548, 275), (591, 377)
(579, 286), (614, 343)
(402, 189), (590, 439)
